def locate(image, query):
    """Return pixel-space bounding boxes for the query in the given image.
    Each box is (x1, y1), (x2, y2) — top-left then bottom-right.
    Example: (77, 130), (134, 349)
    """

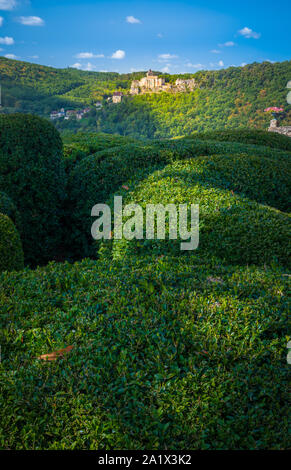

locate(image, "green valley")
(1, 57), (291, 138)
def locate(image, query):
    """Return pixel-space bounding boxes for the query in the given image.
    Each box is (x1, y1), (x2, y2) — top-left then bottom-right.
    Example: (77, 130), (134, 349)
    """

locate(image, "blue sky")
(0, 0), (290, 73)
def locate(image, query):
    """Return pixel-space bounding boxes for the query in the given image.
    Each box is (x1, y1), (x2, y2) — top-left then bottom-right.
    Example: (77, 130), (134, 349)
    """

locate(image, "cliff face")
(130, 77), (198, 95)
(268, 119), (291, 137)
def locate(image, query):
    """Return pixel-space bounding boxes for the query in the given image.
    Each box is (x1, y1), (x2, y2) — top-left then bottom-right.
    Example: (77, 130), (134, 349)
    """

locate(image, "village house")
(50, 108), (65, 120)
(65, 110), (77, 119)
(112, 92), (123, 104)
(50, 111), (59, 120)
(50, 107), (93, 121)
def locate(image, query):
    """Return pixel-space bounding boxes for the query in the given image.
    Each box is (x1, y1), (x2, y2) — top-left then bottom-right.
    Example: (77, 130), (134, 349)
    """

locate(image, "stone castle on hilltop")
(130, 70), (197, 95)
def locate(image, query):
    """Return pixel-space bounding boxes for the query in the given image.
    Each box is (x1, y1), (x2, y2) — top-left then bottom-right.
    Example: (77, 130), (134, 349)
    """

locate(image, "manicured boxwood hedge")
(67, 137), (290, 260)
(0, 114), (66, 266)
(0, 128), (290, 450)
(0, 212), (24, 272)
(179, 153), (290, 212)
(0, 191), (21, 230)
(154, 137), (291, 161)
(107, 158), (290, 267)
(63, 132), (137, 153)
(63, 132), (137, 174)
(192, 128), (291, 152)
(66, 143), (165, 259)
(0, 255), (289, 449)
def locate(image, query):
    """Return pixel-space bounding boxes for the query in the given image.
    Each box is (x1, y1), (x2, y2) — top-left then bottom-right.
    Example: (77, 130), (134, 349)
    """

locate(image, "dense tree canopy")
(1, 58), (290, 138)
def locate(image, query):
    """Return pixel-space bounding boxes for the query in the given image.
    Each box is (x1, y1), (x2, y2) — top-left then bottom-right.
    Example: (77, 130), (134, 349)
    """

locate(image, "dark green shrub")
(63, 132), (137, 154)
(181, 154), (290, 211)
(0, 114), (66, 266)
(0, 256), (289, 449)
(0, 212), (24, 272)
(0, 191), (21, 229)
(192, 128), (291, 152)
(67, 143), (166, 259)
(63, 144), (88, 174)
(108, 158), (290, 267)
(154, 138), (291, 161)
(63, 133), (138, 175)
(67, 136), (291, 260)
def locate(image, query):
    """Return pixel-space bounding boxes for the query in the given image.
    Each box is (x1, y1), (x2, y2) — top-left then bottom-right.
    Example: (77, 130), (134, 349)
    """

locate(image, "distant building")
(130, 70), (197, 95)
(49, 105), (98, 121)
(112, 91), (123, 103)
(66, 110), (77, 117)
(76, 111), (84, 120)
(130, 70), (166, 95)
(50, 111), (59, 120)
(139, 69), (165, 89)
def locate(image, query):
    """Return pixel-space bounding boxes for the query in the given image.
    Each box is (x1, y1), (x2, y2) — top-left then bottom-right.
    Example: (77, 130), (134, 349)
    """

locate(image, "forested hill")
(0, 57), (291, 138)
(0, 57), (136, 113)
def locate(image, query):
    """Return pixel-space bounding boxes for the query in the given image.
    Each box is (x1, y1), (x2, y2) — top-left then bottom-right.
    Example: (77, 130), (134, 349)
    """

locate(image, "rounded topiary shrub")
(0, 213), (24, 273)
(182, 154), (291, 212)
(107, 158), (290, 267)
(67, 143), (166, 259)
(0, 114), (66, 266)
(0, 191), (21, 229)
(152, 137), (291, 163)
(193, 129), (291, 152)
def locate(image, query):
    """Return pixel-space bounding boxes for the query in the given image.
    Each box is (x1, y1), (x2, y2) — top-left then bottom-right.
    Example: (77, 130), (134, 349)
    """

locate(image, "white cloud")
(17, 16), (45, 26)
(84, 62), (96, 71)
(5, 53), (18, 59)
(220, 41), (235, 47)
(157, 33), (163, 38)
(0, 36), (14, 45)
(211, 49), (220, 54)
(0, 16), (3, 26)
(29, 55), (39, 59)
(0, 0), (17, 10)
(111, 49), (125, 59)
(158, 53), (178, 60)
(186, 62), (204, 69)
(126, 16), (141, 24)
(238, 27), (261, 39)
(241, 62), (247, 67)
(75, 52), (104, 59)
(71, 62), (97, 71)
(219, 60), (224, 67)
(161, 66), (170, 73)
